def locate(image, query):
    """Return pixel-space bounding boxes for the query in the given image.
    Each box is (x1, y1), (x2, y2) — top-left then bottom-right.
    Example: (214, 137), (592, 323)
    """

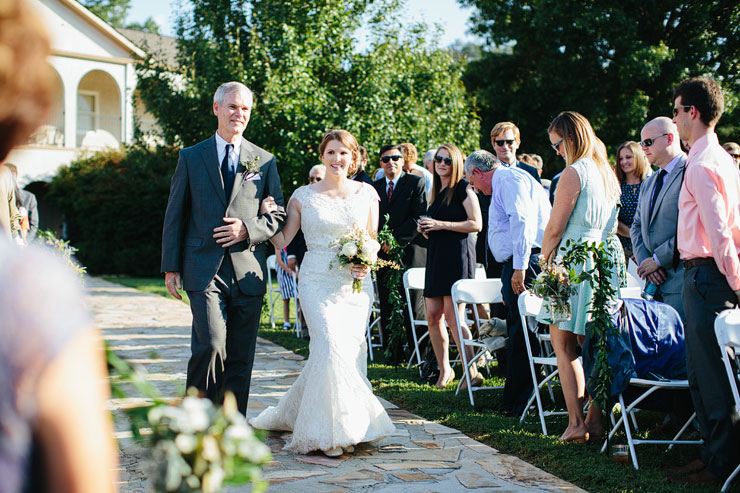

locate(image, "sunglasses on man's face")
(434, 155), (453, 165)
(309, 176), (322, 183)
(672, 105), (692, 117)
(494, 139), (515, 147)
(380, 155), (403, 163)
(639, 133), (669, 147)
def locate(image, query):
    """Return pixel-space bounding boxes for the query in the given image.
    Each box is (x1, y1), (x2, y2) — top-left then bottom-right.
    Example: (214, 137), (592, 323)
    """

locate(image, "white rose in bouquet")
(341, 242), (358, 257)
(365, 239), (381, 262)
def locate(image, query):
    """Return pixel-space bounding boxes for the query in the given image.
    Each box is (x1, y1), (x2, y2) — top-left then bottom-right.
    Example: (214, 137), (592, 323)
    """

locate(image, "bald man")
(630, 117), (687, 319)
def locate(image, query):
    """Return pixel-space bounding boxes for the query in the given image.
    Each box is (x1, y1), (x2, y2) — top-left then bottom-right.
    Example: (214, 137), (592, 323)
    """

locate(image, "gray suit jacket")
(161, 135), (286, 294)
(630, 154), (687, 295)
(18, 189), (38, 240)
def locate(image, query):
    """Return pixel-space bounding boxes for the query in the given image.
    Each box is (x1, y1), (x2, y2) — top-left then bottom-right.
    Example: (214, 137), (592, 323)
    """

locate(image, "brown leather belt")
(683, 257), (715, 270)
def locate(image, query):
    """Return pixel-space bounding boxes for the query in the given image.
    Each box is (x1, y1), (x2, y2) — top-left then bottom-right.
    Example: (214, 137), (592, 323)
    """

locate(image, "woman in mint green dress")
(539, 111), (625, 443)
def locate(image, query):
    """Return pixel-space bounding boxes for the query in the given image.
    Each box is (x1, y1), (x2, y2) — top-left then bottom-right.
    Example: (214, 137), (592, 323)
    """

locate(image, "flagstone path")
(89, 277), (584, 492)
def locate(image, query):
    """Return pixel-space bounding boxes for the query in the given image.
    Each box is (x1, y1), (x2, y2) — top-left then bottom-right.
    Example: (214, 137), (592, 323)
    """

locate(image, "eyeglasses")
(639, 133), (669, 147)
(494, 139), (515, 147)
(309, 176), (322, 183)
(729, 153), (740, 160)
(551, 138), (563, 153)
(434, 155), (453, 165)
(672, 105), (692, 117)
(380, 155), (403, 163)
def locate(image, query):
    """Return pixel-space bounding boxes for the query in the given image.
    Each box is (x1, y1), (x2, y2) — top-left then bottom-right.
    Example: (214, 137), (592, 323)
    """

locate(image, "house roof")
(117, 28), (180, 68)
(55, 0), (146, 58)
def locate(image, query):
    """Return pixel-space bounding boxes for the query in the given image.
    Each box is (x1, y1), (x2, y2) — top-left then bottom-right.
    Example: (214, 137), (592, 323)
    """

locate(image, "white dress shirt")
(488, 166), (552, 270)
(215, 133), (241, 172)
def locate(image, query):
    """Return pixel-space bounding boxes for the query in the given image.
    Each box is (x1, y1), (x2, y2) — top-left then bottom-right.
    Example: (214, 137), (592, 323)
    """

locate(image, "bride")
(250, 129), (395, 457)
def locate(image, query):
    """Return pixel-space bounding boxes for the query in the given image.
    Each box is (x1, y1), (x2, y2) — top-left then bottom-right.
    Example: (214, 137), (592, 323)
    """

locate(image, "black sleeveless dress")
(423, 179), (475, 297)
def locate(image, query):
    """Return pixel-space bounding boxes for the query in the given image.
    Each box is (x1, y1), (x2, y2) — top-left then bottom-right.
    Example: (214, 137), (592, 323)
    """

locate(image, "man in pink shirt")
(670, 76), (740, 486)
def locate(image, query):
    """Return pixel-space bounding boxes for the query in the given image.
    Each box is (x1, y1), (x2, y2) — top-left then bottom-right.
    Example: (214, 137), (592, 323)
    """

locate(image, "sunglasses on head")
(729, 154), (740, 160)
(380, 155), (403, 163)
(494, 139), (515, 147)
(639, 133), (669, 147)
(434, 155), (452, 165)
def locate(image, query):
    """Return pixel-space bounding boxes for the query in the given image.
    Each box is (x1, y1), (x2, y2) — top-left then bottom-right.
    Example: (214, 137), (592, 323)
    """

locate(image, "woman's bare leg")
(426, 296), (453, 387)
(550, 325), (587, 441)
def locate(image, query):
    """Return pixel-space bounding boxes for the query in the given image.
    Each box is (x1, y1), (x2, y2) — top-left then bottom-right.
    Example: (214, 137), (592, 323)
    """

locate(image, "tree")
(82, 0), (160, 33)
(135, 0), (480, 193)
(460, 0), (740, 176)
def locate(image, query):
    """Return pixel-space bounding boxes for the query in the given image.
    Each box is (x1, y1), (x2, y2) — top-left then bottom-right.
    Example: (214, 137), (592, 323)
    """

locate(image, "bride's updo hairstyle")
(548, 111), (619, 202)
(319, 129), (360, 177)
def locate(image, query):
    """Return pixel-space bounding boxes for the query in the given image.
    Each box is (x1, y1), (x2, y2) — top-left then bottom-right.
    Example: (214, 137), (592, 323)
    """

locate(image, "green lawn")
(104, 276), (734, 493)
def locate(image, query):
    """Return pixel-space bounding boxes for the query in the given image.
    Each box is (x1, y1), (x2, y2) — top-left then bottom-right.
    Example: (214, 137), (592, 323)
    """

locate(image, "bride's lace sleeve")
(290, 185), (309, 207)
(360, 183), (380, 203)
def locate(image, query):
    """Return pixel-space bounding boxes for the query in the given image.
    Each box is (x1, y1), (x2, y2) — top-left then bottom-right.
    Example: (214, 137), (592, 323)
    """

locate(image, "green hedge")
(48, 145), (180, 275)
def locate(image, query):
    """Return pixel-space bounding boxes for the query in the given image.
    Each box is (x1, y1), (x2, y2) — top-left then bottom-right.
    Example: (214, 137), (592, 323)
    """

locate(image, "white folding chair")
(265, 254), (300, 335)
(714, 309), (740, 492)
(517, 291), (567, 435)
(404, 268), (430, 372)
(599, 303), (701, 469)
(451, 278), (505, 406)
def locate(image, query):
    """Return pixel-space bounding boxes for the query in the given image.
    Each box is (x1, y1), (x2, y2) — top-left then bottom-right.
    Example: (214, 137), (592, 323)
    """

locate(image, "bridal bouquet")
(330, 224), (396, 293)
(531, 256), (577, 323)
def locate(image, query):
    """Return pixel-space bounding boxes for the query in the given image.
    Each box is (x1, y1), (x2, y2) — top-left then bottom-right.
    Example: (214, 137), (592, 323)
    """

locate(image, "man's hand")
(511, 269), (526, 295)
(647, 269), (667, 285)
(287, 257), (297, 272)
(214, 217), (248, 247)
(165, 271), (182, 300)
(260, 196), (278, 215)
(637, 257), (662, 278)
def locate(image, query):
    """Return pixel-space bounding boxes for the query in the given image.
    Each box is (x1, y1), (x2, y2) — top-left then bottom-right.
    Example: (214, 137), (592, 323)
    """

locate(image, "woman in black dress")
(418, 143), (482, 388)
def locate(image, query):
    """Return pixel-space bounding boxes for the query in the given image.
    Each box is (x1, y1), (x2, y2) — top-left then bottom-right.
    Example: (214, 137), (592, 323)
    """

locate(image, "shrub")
(48, 145), (180, 275)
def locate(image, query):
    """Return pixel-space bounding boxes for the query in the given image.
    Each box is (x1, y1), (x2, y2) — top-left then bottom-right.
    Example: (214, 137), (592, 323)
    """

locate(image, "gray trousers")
(186, 255), (262, 415)
(682, 263), (740, 479)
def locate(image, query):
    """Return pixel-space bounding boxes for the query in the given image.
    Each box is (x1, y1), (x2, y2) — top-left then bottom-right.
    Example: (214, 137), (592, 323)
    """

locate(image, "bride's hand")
(260, 196), (277, 215)
(351, 264), (371, 280)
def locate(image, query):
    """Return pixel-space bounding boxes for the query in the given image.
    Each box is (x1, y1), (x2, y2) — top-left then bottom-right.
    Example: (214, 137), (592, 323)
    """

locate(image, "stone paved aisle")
(89, 277), (584, 492)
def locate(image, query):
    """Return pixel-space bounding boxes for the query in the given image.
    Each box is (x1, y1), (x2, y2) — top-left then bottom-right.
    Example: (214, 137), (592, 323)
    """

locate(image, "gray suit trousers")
(186, 255), (262, 414)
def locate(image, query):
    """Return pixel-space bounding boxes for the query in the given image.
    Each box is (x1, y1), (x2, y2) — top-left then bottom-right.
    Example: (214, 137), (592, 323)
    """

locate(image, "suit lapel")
(649, 156), (686, 224)
(228, 139), (260, 206)
(389, 171), (406, 205)
(201, 136), (226, 208)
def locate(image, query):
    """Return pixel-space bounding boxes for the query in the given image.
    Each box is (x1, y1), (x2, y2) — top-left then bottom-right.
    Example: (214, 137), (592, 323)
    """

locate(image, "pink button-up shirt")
(677, 133), (740, 290)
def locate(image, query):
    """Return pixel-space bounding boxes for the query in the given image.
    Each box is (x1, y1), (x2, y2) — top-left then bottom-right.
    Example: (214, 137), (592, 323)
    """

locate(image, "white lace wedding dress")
(249, 183), (395, 454)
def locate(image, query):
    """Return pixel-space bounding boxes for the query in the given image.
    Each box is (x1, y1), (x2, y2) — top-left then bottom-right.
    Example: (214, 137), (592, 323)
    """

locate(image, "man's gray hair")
(309, 164), (325, 176)
(423, 149), (435, 164)
(464, 150), (500, 174)
(214, 82), (254, 106)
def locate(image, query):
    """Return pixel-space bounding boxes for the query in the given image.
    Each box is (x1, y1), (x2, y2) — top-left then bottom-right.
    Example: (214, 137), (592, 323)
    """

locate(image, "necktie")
(649, 169), (666, 218)
(221, 143), (235, 201)
(387, 180), (394, 201)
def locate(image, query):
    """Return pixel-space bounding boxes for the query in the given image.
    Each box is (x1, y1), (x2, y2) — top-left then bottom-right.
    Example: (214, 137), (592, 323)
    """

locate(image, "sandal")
(323, 447), (343, 457)
(460, 375), (484, 391)
(282, 322), (292, 331)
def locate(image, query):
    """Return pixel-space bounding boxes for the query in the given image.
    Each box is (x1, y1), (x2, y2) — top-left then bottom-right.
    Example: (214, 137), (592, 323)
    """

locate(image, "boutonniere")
(242, 155), (261, 178)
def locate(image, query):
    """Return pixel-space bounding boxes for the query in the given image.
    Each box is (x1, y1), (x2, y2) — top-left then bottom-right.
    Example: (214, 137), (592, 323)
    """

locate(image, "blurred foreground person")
(0, 0), (117, 490)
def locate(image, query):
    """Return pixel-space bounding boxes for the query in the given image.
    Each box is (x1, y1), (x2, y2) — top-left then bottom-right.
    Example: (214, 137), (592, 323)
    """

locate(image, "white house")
(6, 0), (175, 230)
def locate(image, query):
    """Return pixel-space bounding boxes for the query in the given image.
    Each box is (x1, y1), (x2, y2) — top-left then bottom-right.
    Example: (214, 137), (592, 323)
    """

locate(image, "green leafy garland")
(561, 239), (617, 410)
(376, 214), (406, 364)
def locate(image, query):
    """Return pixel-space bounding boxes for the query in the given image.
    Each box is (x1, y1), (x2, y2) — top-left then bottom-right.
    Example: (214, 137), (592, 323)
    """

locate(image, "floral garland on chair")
(376, 214), (406, 364)
(561, 239), (618, 411)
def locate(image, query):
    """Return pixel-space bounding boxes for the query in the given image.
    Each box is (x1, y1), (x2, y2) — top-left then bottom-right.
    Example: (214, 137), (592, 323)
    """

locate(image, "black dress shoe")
(668, 468), (722, 485)
(665, 458), (705, 475)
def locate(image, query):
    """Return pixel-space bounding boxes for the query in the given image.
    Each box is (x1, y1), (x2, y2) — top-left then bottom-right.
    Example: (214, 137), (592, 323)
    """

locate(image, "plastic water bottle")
(642, 282), (658, 301)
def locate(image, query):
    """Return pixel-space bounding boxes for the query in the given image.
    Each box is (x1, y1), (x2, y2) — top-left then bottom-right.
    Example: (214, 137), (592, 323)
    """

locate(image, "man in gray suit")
(162, 82), (286, 414)
(631, 116), (687, 319)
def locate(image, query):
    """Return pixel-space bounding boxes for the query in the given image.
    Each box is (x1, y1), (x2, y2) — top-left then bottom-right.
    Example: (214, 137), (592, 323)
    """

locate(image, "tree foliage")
(82, 0), (160, 33)
(461, 0), (740, 176)
(135, 0), (479, 193)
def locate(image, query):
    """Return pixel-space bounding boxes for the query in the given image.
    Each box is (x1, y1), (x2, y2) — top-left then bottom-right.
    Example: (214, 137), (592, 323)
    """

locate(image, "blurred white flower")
(181, 396), (212, 432)
(201, 435), (221, 462)
(341, 242), (358, 257)
(175, 433), (198, 454)
(202, 467), (225, 493)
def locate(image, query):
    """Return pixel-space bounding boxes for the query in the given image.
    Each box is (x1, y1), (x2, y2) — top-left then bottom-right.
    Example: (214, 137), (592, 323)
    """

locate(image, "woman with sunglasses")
(615, 141), (650, 263)
(418, 143), (482, 388)
(540, 111), (625, 443)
